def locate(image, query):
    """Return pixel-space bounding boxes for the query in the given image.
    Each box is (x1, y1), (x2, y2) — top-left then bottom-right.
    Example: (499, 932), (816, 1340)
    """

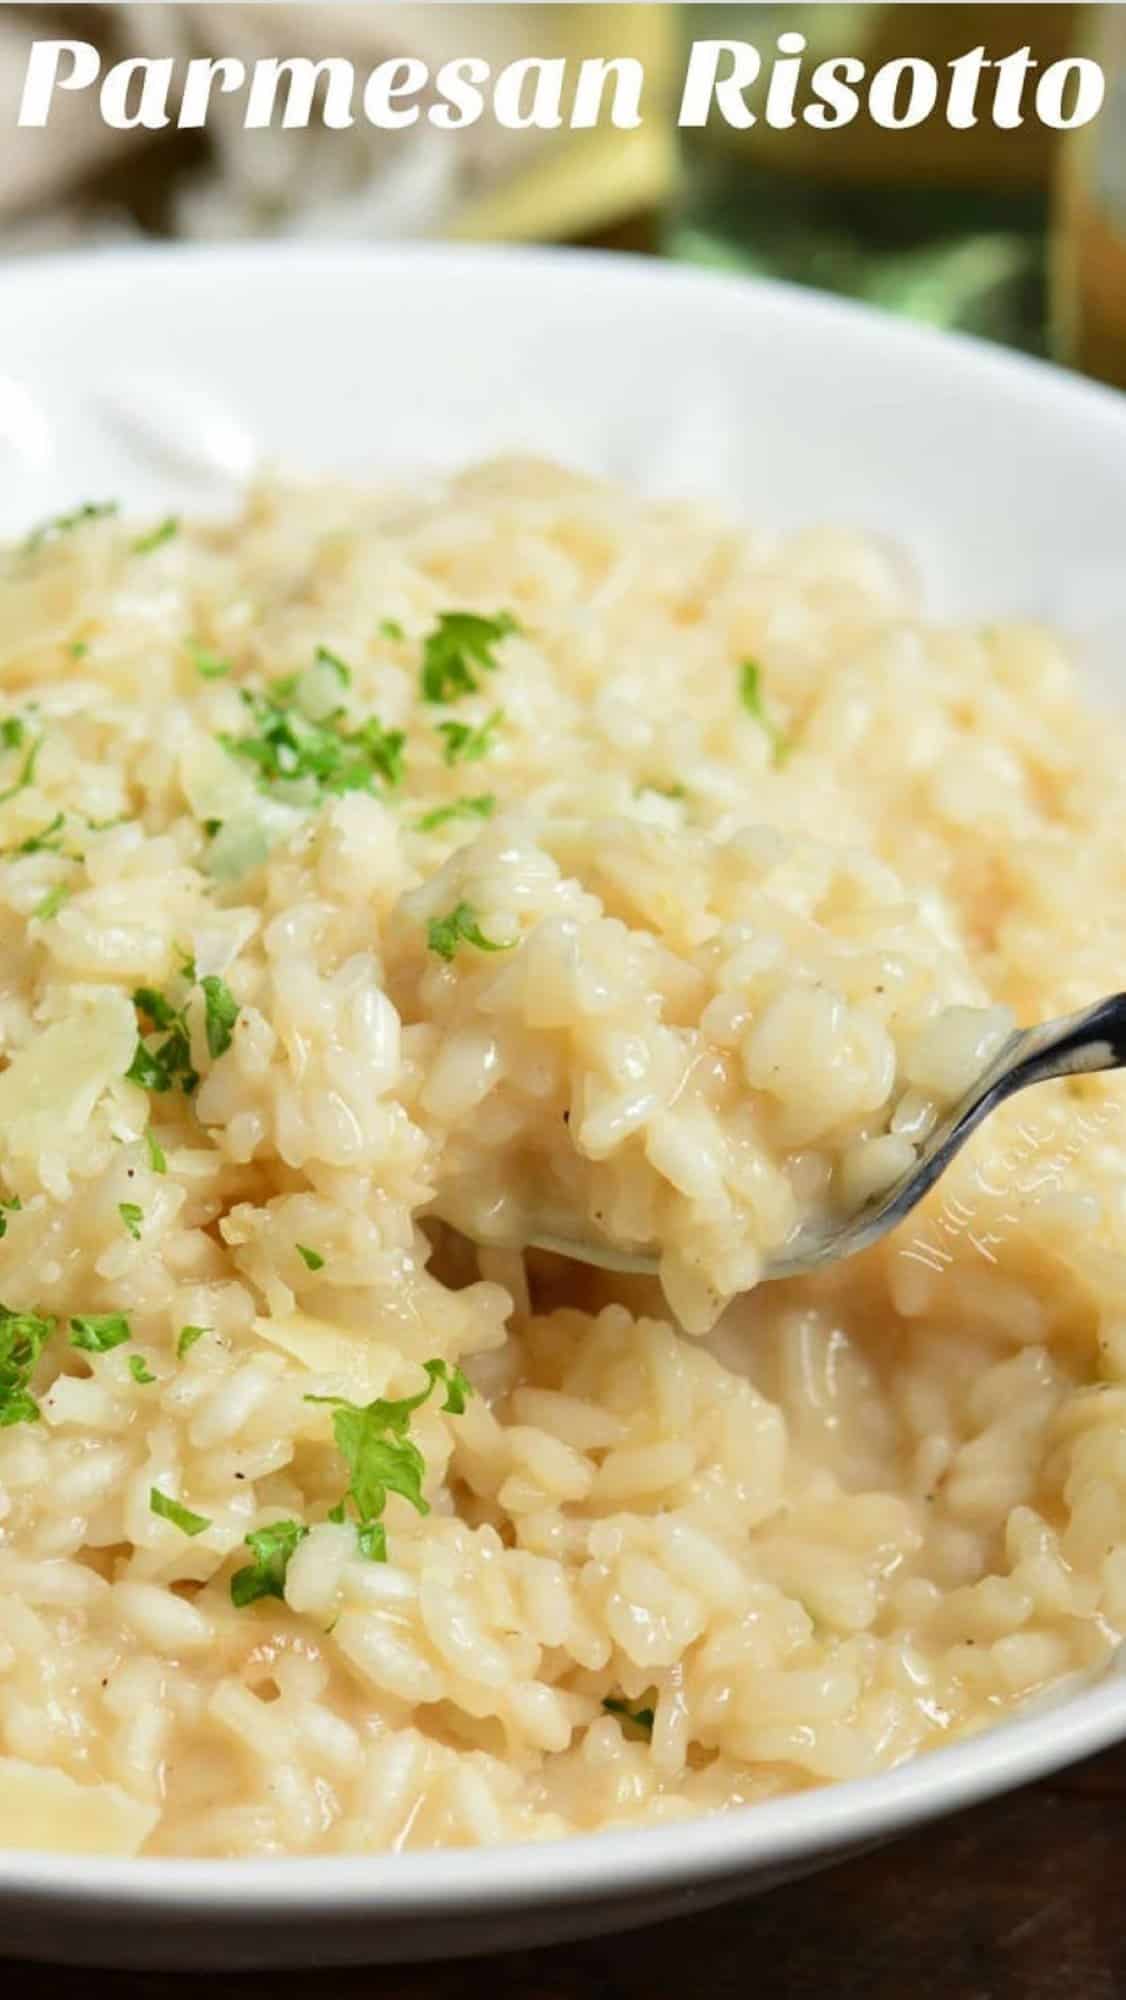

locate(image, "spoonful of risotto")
(406, 808), (1125, 1331)
(523, 992), (1126, 1288)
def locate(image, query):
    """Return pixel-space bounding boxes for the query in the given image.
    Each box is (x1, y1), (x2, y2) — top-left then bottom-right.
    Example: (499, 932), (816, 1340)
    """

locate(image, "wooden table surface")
(6, 1739), (1124, 2000)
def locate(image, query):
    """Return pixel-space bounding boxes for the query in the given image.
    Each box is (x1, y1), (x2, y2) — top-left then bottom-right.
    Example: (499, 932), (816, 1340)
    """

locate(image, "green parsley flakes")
(378, 618), (405, 643)
(132, 516), (179, 556)
(0, 736), (42, 806)
(0, 1303), (55, 1426)
(200, 975), (239, 1059)
(177, 1325), (208, 1360)
(305, 1359), (471, 1562)
(10, 811), (65, 856)
(0, 1195), (21, 1241)
(132, 983), (184, 1030)
(70, 1313), (131, 1353)
(739, 660), (790, 766)
(127, 981), (198, 1096)
(230, 1519), (310, 1608)
(30, 886), (69, 923)
(415, 794), (496, 834)
(149, 1487), (210, 1538)
(128, 1355), (156, 1385)
(314, 645), (351, 688)
(144, 1128), (167, 1174)
(296, 1244), (324, 1272)
(118, 1202), (144, 1241)
(602, 1695), (656, 1738)
(437, 707), (505, 767)
(427, 902), (513, 963)
(23, 501), (118, 556)
(0, 718), (24, 750)
(126, 1036), (194, 1096)
(187, 640), (231, 680)
(420, 613), (517, 705)
(219, 677), (405, 802)
(425, 1357), (471, 1416)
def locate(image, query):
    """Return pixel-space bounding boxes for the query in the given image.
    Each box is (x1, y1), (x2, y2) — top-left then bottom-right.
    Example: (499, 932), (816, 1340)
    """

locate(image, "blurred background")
(0, 2), (1124, 387)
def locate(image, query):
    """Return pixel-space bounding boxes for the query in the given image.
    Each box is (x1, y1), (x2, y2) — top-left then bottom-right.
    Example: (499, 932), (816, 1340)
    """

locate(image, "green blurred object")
(664, 2), (1083, 354)
(672, 161), (1048, 349)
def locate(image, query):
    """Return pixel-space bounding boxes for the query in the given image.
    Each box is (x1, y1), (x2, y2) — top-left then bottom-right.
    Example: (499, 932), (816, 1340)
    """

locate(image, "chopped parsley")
(306, 1358), (471, 1562)
(177, 1324), (208, 1360)
(131, 987), (180, 1032)
(31, 885), (69, 922)
(230, 1519), (309, 1608)
(187, 640), (231, 680)
(118, 1202), (144, 1241)
(420, 613), (517, 705)
(638, 781), (686, 802)
(200, 975), (239, 1059)
(378, 618), (405, 643)
(602, 1695), (656, 1738)
(219, 676), (406, 801)
(739, 660), (790, 765)
(127, 980), (198, 1096)
(128, 1355), (156, 1385)
(0, 1195), (21, 1241)
(149, 1487), (210, 1538)
(426, 901), (513, 963)
(132, 516), (179, 556)
(69, 641), (89, 660)
(144, 1128), (167, 1174)
(415, 794), (496, 834)
(0, 1303), (55, 1426)
(12, 810), (66, 856)
(0, 719), (24, 750)
(438, 707), (505, 767)
(0, 736), (42, 806)
(70, 1313), (131, 1353)
(296, 1244), (324, 1272)
(314, 645), (351, 688)
(425, 1358), (471, 1416)
(126, 1036), (194, 1096)
(23, 501), (118, 555)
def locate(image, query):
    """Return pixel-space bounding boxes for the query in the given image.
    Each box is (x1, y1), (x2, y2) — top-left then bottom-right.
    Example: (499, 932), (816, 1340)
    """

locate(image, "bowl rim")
(2, 1674), (1124, 1912)
(5, 233), (1126, 430)
(2, 237), (1125, 1915)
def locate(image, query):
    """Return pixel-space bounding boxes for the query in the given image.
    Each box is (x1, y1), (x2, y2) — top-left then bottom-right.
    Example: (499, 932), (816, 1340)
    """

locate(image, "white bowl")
(2, 242), (1125, 1970)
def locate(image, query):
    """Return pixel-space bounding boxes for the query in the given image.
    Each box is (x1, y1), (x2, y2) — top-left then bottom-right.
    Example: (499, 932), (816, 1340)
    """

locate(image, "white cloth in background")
(0, 4), (558, 248)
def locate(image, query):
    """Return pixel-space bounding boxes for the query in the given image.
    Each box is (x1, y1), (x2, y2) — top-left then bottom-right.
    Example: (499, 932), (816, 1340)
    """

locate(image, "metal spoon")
(524, 993), (1126, 1283)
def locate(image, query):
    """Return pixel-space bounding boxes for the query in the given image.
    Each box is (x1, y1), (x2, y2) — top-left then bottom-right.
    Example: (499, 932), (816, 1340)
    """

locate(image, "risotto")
(0, 460), (1124, 1860)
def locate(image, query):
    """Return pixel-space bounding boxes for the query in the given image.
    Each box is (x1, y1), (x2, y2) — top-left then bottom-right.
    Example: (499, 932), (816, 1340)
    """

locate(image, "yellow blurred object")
(451, 4), (679, 242)
(452, 118), (676, 245)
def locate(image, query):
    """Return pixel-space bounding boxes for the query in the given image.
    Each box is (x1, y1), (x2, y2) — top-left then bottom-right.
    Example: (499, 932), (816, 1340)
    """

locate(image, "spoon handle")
(996, 992), (1126, 1096)
(892, 993), (1126, 1217)
(773, 994), (1126, 1279)
(918, 993), (1126, 1196)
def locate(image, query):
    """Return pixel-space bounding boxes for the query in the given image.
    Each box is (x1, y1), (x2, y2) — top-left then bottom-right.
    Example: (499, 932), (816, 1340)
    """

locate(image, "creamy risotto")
(0, 461), (1123, 1860)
